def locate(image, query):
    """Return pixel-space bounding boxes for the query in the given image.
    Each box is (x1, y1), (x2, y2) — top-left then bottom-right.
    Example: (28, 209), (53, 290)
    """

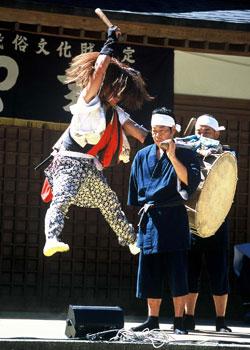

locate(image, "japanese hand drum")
(186, 152), (237, 238)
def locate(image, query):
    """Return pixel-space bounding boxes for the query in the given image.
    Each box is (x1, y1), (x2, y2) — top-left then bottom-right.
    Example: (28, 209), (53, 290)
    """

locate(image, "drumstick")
(160, 139), (171, 151)
(183, 117), (197, 136)
(95, 8), (113, 28)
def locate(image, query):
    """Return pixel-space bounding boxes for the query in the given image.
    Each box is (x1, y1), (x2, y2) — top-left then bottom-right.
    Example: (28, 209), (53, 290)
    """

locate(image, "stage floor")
(0, 313), (250, 349)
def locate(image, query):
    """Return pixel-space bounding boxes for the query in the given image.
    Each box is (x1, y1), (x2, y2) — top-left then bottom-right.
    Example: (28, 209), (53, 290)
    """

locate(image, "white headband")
(196, 114), (225, 131)
(151, 113), (181, 132)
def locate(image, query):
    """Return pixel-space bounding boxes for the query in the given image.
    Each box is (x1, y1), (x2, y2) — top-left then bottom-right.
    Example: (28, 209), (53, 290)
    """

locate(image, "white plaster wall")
(174, 51), (250, 100)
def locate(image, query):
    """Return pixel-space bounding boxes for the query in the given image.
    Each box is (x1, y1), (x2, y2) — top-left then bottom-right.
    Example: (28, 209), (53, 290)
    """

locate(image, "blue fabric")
(175, 134), (221, 152)
(234, 243), (250, 277)
(128, 144), (201, 253)
(137, 251), (189, 298)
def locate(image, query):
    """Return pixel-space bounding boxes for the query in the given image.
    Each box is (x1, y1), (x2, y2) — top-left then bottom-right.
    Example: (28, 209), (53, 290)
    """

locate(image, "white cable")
(111, 328), (175, 348)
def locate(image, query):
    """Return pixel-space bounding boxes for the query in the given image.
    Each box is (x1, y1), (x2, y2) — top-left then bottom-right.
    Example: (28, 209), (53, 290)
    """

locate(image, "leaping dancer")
(42, 9), (153, 257)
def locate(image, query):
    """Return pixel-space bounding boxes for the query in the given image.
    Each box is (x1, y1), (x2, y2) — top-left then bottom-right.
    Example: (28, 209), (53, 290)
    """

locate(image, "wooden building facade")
(0, 2), (249, 317)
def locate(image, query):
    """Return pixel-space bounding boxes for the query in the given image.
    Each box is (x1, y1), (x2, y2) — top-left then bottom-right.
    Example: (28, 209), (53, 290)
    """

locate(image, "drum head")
(195, 152), (237, 237)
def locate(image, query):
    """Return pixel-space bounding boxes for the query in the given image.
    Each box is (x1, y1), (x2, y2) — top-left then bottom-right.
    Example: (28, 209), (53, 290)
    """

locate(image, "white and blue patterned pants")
(44, 155), (136, 245)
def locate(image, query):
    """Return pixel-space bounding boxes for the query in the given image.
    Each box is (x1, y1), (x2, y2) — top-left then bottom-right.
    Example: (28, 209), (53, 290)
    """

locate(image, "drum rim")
(195, 151), (238, 237)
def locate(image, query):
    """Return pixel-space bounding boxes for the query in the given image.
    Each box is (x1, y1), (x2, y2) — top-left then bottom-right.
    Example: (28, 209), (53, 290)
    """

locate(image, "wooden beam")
(1, 7), (250, 44)
(0, 6), (250, 56)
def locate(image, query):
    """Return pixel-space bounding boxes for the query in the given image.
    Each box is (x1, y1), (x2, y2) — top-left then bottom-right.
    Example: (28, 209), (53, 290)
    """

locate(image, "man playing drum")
(184, 114), (233, 332)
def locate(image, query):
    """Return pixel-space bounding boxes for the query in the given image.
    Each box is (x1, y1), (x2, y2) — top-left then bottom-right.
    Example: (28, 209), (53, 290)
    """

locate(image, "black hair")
(152, 107), (176, 123)
(100, 61), (153, 110)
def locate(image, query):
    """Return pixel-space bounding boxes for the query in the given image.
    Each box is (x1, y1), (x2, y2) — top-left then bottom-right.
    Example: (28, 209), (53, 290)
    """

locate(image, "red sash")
(41, 110), (123, 203)
(88, 110), (123, 168)
(41, 177), (53, 203)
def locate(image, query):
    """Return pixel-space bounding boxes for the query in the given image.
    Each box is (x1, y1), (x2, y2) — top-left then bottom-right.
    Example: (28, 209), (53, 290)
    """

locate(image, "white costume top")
(69, 92), (129, 148)
(53, 92), (131, 168)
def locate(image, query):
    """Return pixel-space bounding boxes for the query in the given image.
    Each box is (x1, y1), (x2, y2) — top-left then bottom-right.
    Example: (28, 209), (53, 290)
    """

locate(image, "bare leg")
(185, 292), (199, 315)
(173, 295), (187, 317)
(213, 294), (228, 316)
(148, 298), (162, 316)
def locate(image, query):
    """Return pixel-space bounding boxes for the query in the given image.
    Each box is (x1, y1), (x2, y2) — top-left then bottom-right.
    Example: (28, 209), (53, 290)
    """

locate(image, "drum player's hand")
(166, 139), (176, 160)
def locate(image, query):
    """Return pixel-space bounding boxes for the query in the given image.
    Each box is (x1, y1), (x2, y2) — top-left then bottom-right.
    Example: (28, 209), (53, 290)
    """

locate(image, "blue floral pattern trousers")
(44, 155), (136, 245)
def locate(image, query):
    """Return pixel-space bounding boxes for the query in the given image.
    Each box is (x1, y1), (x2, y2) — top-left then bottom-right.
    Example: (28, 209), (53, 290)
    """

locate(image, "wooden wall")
(0, 94), (249, 318)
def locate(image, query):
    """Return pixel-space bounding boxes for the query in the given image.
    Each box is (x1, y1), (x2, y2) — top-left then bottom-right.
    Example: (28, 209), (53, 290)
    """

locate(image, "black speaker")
(65, 305), (124, 338)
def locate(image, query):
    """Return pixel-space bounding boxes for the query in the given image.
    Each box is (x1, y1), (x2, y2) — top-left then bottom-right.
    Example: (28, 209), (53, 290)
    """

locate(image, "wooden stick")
(183, 117), (197, 136)
(95, 8), (113, 28)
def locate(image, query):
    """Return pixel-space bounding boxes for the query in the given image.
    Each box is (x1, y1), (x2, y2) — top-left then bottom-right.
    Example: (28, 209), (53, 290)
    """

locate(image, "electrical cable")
(110, 328), (175, 348)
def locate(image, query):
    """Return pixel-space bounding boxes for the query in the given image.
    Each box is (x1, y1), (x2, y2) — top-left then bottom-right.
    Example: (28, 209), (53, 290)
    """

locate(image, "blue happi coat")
(128, 144), (201, 254)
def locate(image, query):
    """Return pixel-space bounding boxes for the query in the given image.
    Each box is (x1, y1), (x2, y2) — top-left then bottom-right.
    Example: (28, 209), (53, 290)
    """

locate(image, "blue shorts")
(188, 246), (229, 295)
(136, 250), (189, 299)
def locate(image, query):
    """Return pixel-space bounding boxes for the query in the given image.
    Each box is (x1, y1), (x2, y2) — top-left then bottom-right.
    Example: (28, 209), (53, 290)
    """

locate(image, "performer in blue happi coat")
(184, 114), (234, 333)
(128, 107), (201, 334)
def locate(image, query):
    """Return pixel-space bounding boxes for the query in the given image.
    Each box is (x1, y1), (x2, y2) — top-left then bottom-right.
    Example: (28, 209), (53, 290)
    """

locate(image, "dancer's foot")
(43, 239), (69, 257)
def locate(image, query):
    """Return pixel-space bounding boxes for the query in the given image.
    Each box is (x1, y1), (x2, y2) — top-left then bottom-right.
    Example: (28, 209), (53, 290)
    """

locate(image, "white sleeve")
(116, 106), (130, 125)
(70, 94), (101, 114)
(177, 178), (189, 200)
